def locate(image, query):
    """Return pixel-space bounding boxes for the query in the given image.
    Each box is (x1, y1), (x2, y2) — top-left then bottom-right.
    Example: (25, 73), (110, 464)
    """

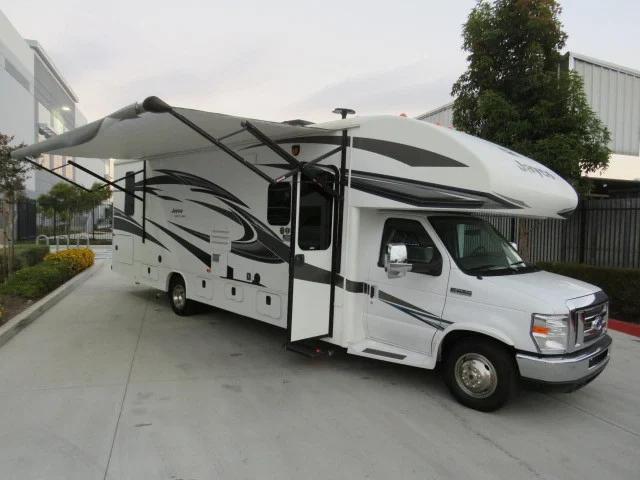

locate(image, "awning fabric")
(12, 100), (332, 161)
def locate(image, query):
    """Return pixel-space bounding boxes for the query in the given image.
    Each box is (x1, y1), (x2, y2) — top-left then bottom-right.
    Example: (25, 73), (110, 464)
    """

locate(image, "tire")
(444, 337), (517, 412)
(168, 275), (194, 316)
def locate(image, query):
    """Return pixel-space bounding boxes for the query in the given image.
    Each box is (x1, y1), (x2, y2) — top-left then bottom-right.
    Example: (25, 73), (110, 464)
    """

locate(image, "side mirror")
(384, 243), (412, 279)
(510, 242), (518, 251)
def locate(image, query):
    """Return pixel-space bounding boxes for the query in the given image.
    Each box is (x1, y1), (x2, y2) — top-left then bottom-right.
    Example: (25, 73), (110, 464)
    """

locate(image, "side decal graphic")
(113, 208), (168, 250)
(147, 219), (211, 267)
(378, 290), (453, 331)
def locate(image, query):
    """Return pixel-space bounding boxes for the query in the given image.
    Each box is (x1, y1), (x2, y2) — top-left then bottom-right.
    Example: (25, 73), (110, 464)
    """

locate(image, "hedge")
(538, 262), (640, 323)
(0, 247), (95, 300)
(0, 245), (50, 272)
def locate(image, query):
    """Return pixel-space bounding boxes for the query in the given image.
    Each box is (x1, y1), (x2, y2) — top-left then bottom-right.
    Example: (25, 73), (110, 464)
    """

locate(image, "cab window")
(378, 218), (442, 275)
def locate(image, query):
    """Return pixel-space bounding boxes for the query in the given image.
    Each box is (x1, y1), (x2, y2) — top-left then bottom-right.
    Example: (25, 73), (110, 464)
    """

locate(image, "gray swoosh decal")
(243, 135), (467, 168)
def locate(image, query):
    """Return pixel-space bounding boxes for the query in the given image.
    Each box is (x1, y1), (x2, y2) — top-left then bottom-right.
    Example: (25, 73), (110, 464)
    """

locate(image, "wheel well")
(166, 272), (184, 292)
(438, 330), (515, 364)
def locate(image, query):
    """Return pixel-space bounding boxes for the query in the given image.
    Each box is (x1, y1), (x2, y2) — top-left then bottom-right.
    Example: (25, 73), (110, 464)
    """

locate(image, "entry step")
(285, 341), (334, 358)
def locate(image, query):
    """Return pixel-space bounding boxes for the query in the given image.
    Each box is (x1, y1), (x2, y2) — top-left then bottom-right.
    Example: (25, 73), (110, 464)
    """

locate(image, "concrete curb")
(0, 260), (105, 348)
(609, 318), (640, 337)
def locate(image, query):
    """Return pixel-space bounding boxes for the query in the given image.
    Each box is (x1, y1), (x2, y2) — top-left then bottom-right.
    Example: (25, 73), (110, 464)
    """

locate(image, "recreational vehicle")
(13, 97), (612, 411)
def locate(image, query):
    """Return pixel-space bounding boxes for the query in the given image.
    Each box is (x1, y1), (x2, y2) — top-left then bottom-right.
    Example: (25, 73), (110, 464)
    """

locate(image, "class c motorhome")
(13, 96), (612, 411)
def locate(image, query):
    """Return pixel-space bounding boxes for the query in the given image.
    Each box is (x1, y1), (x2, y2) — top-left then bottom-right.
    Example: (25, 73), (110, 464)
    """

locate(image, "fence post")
(92, 208), (95, 242)
(53, 210), (57, 243)
(578, 201), (587, 264)
(509, 218), (516, 242)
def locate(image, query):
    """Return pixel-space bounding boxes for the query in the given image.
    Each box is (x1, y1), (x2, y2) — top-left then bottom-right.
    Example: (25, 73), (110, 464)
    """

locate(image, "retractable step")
(284, 341), (334, 358)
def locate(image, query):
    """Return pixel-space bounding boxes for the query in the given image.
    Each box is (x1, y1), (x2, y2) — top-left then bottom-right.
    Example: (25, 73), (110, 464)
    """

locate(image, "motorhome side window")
(298, 175), (333, 250)
(124, 171), (135, 216)
(267, 182), (291, 225)
(378, 218), (442, 275)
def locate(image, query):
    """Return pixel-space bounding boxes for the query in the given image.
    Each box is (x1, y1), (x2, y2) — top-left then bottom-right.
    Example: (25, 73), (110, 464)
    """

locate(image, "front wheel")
(168, 276), (195, 316)
(444, 337), (517, 411)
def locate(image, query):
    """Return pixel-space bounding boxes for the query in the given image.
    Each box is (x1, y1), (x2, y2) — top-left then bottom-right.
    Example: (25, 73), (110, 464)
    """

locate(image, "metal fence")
(1, 199), (113, 244)
(3, 197), (640, 268)
(480, 197), (640, 269)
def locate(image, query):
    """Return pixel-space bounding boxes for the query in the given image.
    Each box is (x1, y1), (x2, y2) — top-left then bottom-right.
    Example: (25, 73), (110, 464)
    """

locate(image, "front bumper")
(516, 334), (611, 385)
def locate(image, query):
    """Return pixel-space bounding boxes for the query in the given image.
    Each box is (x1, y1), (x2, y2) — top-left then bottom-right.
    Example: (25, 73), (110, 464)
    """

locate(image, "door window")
(298, 173), (334, 250)
(378, 218), (442, 275)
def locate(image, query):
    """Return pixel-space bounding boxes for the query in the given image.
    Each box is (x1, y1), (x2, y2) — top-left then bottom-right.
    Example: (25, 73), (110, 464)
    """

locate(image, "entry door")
(288, 172), (335, 342)
(365, 217), (449, 354)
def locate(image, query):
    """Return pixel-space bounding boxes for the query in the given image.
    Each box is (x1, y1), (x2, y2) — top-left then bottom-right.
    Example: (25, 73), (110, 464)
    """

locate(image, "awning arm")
(22, 156), (93, 192)
(274, 146), (342, 183)
(68, 160), (144, 201)
(93, 169), (144, 191)
(241, 120), (300, 169)
(141, 96), (276, 185)
(240, 119), (337, 195)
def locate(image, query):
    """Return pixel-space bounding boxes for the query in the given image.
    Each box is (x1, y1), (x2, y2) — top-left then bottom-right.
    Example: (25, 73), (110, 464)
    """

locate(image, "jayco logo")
(171, 208), (185, 218)
(515, 160), (555, 179)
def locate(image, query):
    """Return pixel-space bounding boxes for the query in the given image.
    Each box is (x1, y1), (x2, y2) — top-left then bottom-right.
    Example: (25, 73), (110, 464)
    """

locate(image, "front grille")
(573, 302), (608, 347)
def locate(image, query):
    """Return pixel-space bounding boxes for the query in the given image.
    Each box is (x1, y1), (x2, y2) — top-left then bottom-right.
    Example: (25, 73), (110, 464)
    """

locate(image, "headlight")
(531, 314), (569, 354)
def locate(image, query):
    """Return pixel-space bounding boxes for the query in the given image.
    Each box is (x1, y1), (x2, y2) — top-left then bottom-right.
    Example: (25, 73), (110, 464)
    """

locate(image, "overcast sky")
(3, 0), (639, 123)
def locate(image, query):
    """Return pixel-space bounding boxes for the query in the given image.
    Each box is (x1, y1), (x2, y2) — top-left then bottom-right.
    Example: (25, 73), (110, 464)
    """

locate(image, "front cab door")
(365, 217), (450, 354)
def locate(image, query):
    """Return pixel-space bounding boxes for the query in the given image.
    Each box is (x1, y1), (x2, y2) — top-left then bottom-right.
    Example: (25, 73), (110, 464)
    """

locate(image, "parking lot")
(0, 261), (638, 480)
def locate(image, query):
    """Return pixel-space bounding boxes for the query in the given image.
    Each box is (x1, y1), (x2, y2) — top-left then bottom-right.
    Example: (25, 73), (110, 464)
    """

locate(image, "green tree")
(451, 0), (610, 188)
(0, 133), (30, 281)
(38, 181), (111, 236)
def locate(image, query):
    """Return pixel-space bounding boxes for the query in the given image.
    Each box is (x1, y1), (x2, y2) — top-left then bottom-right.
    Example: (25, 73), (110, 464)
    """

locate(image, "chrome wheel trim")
(172, 284), (186, 311)
(454, 353), (498, 399)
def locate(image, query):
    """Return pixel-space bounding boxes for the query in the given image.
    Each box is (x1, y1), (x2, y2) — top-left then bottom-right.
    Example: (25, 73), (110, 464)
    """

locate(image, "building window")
(298, 173), (333, 251)
(64, 158), (74, 180)
(52, 113), (64, 135)
(38, 103), (51, 126)
(267, 182), (291, 225)
(124, 171), (135, 216)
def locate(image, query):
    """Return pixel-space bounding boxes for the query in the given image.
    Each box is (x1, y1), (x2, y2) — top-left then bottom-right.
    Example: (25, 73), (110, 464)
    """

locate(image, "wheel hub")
(454, 353), (498, 399)
(172, 284), (186, 310)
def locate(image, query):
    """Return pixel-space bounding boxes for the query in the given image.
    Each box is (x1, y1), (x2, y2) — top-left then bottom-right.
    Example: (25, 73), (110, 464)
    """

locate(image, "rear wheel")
(444, 337), (517, 411)
(168, 276), (194, 316)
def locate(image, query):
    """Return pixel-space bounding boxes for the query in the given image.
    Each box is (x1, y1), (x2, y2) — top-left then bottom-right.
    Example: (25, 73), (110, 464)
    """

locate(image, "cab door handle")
(369, 285), (376, 298)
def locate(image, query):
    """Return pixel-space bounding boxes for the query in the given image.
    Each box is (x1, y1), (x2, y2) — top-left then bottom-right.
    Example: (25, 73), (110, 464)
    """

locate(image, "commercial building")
(0, 10), (108, 198)
(417, 52), (640, 182)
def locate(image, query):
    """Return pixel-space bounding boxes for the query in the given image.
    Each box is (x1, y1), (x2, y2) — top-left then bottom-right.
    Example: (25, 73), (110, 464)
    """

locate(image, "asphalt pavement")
(0, 262), (638, 480)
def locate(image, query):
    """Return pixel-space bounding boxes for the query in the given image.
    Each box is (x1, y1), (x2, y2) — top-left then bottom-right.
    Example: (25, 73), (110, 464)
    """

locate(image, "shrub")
(538, 262), (640, 323)
(45, 247), (95, 274)
(16, 245), (50, 269)
(0, 245), (50, 272)
(0, 247), (95, 300)
(0, 260), (74, 299)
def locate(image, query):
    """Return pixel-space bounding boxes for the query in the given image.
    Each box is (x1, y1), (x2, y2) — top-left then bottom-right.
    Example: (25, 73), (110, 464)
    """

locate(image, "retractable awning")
(12, 97), (333, 161)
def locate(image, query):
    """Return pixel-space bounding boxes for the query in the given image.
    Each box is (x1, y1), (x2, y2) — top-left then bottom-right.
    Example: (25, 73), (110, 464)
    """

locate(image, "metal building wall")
(571, 53), (640, 156)
(416, 102), (454, 129)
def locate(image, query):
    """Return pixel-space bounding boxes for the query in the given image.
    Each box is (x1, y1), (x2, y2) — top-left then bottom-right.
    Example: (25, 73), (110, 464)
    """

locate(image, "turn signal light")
(532, 325), (551, 335)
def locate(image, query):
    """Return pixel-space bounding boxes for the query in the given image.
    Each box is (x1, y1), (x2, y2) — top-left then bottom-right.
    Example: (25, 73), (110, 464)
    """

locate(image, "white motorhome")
(13, 97), (611, 411)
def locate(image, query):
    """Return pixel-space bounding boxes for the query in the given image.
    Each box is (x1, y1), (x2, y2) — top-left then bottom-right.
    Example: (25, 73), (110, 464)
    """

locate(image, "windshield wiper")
(467, 264), (505, 272)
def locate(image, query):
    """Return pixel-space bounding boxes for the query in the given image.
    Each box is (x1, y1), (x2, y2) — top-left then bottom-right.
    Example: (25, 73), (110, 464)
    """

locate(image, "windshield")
(428, 216), (537, 276)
